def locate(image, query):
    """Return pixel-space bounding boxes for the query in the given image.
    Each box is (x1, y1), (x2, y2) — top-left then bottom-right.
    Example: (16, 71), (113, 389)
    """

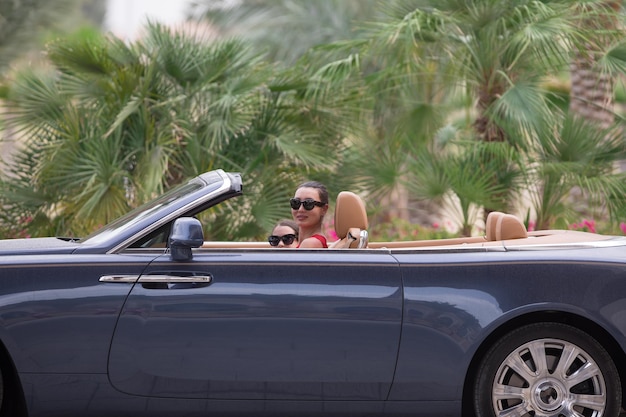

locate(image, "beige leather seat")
(330, 191), (369, 249)
(485, 211), (527, 241)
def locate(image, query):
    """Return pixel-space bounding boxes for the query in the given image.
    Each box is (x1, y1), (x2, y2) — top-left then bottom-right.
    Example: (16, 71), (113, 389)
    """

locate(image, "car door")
(108, 249), (402, 401)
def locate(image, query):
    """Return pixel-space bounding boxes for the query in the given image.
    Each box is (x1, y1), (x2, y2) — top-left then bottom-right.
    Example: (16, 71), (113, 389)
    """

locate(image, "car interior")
(198, 191), (615, 250)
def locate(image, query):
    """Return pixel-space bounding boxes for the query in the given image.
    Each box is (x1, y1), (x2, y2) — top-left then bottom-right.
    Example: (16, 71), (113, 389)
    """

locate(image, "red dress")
(297, 234), (328, 248)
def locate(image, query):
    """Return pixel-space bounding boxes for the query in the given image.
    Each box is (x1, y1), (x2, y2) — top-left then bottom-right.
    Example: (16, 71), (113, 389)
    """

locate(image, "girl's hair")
(275, 219), (299, 238)
(296, 181), (329, 204)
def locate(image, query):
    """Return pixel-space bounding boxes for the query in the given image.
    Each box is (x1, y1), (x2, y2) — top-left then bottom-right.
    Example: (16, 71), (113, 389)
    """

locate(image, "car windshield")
(79, 181), (205, 246)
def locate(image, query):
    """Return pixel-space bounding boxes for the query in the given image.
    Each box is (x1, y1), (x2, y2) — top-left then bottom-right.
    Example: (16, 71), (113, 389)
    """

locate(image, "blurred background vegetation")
(1, 0), (626, 241)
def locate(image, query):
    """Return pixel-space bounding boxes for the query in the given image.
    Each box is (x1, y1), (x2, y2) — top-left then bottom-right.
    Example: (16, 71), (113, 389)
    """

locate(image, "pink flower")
(620, 222), (626, 235)
(582, 219), (596, 233)
(527, 221), (535, 232)
(19, 216), (33, 225)
(432, 222), (440, 229)
(324, 218), (338, 241)
(570, 219), (597, 233)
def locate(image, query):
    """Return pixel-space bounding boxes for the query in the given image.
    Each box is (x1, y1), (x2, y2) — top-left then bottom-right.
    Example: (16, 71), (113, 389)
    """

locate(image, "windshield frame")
(79, 170), (240, 252)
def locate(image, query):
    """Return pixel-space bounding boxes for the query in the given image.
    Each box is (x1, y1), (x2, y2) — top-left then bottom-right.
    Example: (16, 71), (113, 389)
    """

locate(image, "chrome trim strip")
(99, 275), (140, 283)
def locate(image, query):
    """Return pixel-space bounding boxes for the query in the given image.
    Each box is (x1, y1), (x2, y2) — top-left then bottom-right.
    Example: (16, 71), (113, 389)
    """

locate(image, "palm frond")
(489, 81), (555, 141)
(597, 42), (626, 75)
(529, 115), (626, 228)
(3, 68), (67, 137)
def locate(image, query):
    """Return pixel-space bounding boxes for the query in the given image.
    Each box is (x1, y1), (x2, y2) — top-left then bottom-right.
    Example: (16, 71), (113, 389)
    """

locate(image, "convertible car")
(1, 169), (626, 417)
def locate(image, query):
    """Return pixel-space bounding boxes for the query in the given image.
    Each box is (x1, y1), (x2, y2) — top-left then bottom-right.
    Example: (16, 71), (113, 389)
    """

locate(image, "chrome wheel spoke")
(527, 340), (549, 376)
(493, 383), (527, 401)
(553, 344), (579, 378)
(505, 351), (536, 381)
(565, 361), (602, 390)
(570, 392), (606, 411)
(497, 401), (534, 417)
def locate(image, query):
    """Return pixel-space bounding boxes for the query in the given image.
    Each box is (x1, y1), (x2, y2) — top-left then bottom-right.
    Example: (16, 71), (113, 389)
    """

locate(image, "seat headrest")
(486, 211), (527, 241)
(334, 191), (368, 239)
(486, 211), (504, 241)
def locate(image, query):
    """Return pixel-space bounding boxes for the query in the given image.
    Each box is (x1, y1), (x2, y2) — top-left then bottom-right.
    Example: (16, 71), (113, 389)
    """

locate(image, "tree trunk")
(569, 1), (621, 129)
(569, 52), (614, 129)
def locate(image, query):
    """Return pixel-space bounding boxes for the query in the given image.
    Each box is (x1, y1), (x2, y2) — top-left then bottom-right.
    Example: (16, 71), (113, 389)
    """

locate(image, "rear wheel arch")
(461, 311), (626, 416)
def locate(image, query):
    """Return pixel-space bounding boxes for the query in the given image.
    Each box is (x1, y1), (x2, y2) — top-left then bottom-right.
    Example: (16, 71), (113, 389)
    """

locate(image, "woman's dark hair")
(296, 181), (329, 204)
(275, 219), (299, 238)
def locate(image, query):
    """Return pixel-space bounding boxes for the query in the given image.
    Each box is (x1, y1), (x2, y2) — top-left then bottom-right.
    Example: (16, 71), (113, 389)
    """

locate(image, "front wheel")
(474, 322), (621, 417)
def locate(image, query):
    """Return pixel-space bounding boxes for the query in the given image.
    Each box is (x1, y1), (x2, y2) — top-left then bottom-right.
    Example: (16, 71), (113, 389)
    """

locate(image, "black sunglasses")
(290, 198), (326, 210)
(268, 234), (297, 246)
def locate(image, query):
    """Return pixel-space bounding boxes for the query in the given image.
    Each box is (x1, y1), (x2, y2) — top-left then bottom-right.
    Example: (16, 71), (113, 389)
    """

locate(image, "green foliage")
(340, 0), (626, 235)
(0, 23), (365, 239)
(2, 0), (626, 241)
(0, 0), (101, 74)
(370, 217), (458, 241)
(405, 137), (523, 236)
(190, 0), (382, 65)
(529, 116), (626, 229)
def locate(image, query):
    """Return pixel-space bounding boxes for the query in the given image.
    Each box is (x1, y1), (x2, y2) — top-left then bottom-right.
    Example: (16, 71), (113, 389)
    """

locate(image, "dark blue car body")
(1, 169), (625, 417)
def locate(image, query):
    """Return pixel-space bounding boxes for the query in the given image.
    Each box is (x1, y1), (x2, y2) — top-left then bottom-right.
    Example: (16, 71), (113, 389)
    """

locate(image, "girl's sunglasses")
(290, 198), (325, 210)
(268, 234), (297, 246)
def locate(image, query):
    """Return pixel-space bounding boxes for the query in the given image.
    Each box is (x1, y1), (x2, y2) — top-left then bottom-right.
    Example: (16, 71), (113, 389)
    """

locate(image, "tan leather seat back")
(330, 191), (368, 249)
(486, 211), (527, 240)
(486, 211), (504, 241)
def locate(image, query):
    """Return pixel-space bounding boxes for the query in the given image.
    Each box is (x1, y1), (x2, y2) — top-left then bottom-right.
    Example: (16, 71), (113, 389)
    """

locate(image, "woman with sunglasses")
(268, 219), (299, 248)
(290, 181), (329, 248)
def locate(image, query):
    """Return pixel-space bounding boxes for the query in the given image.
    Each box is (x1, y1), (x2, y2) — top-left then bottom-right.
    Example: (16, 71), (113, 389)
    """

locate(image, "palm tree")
(406, 138), (519, 236)
(0, 23), (365, 239)
(569, 0), (623, 129)
(1, 0), (109, 216)
(193, 0), (626, 234)
(345, 0), (626, 231)
(364, 1), (574, 143)
(530, 116), (626, 230)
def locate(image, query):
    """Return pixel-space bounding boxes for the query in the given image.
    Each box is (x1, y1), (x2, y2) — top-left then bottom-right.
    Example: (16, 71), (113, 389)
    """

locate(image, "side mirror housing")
(169, 217), (204, 261)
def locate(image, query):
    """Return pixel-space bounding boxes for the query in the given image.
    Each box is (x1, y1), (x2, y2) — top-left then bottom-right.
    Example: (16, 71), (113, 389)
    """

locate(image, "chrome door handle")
(138, 275), (212, 284)
(99, 274), (212, 284)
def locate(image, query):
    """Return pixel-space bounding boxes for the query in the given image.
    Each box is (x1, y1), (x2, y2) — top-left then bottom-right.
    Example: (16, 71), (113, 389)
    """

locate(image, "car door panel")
(0, 254), (157, 374)
(108, 250), (402, 400)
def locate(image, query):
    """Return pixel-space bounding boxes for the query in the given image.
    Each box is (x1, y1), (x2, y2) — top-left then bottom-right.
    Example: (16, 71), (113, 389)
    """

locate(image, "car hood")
(0, 237), (80, 255)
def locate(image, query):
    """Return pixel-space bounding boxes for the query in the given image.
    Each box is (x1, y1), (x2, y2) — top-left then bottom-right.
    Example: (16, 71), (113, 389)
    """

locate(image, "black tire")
(474, 322), (621, 417)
